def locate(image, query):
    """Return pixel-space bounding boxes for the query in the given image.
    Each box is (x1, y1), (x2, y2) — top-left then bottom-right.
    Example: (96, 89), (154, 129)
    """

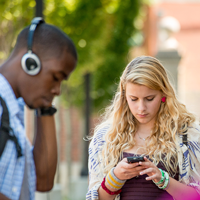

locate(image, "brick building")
(144, 0), (200, 120)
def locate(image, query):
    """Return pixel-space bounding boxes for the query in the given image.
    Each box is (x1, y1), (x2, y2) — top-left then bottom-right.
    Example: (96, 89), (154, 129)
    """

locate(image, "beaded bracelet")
(158, 171), (169, 190)
(153, 168), (165, 185)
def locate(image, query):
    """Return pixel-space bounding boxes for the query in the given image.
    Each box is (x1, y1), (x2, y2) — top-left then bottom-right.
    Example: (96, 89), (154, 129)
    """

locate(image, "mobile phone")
(127, 156), (145, 163)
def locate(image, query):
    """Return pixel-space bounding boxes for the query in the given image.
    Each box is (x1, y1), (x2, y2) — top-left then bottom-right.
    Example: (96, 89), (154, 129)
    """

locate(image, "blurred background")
(1, 0), (200, 199)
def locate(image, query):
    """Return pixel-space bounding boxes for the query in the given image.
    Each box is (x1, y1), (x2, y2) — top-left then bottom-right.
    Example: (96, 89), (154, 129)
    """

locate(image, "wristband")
(101, 177), (122, 195)
(35, 106), (57, 116)
(153, 168), (165, 185)
(106, 167), (126, 190)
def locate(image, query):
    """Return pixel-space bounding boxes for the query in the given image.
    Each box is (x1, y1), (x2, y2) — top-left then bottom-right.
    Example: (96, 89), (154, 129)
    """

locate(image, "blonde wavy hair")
(94, 56), (195, 176)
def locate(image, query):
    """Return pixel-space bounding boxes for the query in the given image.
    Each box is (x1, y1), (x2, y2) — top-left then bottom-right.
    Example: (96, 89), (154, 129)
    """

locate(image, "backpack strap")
(0, 96), (22, 158)
(182, 134), (188, 146)
(181, 124), (188, 147)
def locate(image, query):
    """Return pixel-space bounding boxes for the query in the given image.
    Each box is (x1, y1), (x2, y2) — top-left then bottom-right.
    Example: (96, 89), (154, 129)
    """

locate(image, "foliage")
(0, 0), (35, 62)
(0, 0), (149, 112)
(45, 0), (147, 111)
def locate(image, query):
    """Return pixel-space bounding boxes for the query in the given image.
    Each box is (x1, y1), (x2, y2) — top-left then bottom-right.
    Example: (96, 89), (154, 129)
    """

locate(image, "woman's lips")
(137, 114), (148, 118)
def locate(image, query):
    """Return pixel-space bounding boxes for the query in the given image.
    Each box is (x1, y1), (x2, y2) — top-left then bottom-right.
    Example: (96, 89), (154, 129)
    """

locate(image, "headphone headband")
(27, 17), (45, 51)
(21, 17), (45, 76)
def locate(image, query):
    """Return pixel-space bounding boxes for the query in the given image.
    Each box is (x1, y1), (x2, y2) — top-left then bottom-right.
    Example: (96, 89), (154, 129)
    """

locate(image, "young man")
(0, 18), (77, 200)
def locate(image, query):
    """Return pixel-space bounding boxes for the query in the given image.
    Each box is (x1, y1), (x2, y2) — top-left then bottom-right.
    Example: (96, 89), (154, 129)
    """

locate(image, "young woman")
(86, 56), (200, 200)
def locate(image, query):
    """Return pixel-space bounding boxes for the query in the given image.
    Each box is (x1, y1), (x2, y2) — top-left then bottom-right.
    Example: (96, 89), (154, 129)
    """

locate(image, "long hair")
(94, 56), (195, 176)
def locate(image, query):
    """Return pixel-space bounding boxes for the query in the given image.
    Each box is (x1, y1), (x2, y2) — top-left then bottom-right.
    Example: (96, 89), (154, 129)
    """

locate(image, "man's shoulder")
(0, 97), (5, 119)
(0, 74), (10, 90)
(0, 77), (23, 118)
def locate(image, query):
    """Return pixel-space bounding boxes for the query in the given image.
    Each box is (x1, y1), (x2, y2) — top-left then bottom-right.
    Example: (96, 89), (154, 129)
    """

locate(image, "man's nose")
(51, 83), (61, 96)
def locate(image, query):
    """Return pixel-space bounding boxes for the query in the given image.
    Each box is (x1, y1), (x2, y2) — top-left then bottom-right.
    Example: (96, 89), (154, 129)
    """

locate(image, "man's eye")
(53, 76), (59, 81)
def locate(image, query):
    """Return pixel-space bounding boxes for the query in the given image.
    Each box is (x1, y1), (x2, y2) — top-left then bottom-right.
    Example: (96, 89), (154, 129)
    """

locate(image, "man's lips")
(42, 97), (53, 106)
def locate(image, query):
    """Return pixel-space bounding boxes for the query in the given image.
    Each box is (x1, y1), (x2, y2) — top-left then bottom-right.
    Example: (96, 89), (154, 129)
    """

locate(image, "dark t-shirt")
(120, 152), (179, 200)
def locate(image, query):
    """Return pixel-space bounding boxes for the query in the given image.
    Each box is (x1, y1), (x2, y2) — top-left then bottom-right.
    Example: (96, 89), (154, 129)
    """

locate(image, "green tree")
(0, 0), (35, 62)
(45, 0), (148, 111)
(0, 0), (149, 112)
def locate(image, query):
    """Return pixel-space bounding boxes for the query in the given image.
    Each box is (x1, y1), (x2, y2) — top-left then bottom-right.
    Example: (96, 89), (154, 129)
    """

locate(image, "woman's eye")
(147, 98), (154, 101)
(131, 99), (137, 101)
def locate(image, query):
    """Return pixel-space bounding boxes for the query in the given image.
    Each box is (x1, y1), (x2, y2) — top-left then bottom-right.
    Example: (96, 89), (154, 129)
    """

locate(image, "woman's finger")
(139, 156), (150, 165)
(146, 174), (158, 181)
(140, 167), (154, 175)
(121, 159), (143, 169)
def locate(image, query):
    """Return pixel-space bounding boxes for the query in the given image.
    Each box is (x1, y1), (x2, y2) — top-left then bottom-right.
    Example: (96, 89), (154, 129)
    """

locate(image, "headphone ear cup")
(21, 52), (41, 75)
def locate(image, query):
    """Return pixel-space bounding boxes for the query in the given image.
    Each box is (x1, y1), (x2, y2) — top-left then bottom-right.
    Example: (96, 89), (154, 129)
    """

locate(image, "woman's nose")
(138, 100), (146, 112)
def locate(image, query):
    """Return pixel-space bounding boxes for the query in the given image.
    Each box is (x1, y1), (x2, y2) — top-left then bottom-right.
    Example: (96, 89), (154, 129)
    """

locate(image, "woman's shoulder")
(187, 121), (200, 139)
(176, 121), (200, 144)
(89, 124), (110, 151)
(94, 124), (110, 139)
(177, 121), (200, 186)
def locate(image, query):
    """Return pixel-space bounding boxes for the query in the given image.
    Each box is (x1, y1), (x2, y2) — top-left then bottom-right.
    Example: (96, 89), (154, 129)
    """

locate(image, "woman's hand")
(138, 157), (162, 183)
(114, 158), (147, 181)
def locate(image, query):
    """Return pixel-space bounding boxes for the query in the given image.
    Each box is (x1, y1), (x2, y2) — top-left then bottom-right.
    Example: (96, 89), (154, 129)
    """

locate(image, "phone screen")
(127, 156), (144, 163)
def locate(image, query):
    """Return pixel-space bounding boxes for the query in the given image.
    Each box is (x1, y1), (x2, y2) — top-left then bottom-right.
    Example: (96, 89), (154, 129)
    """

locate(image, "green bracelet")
(158, 171), (169, 190)
(153, 168), (165, 185)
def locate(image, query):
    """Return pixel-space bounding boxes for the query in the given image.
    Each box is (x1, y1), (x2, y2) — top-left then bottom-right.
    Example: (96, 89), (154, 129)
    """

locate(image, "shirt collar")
(0, 74), (21, 117)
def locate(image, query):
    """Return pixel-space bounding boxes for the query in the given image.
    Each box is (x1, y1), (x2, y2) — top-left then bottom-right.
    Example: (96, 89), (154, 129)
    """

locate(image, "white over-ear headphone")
(21, 17), (45, 75)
